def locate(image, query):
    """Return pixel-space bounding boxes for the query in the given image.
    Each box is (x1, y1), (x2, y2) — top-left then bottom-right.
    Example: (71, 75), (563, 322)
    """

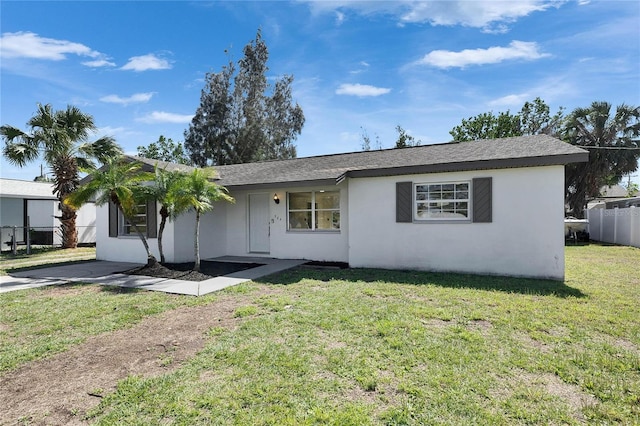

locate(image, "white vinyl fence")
(587, 207), (640, 248)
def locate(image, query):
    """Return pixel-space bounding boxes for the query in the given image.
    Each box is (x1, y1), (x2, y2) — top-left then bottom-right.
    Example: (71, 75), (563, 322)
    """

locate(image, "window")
(288, 191), (340, 231)
(415, 182), (469, 221)
(119, 203), (148, 236)
(109, 200), (157, 238)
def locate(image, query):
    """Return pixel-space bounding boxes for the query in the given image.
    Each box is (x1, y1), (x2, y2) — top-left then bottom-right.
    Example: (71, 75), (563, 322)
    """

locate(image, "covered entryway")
(248, 193), (270, 253)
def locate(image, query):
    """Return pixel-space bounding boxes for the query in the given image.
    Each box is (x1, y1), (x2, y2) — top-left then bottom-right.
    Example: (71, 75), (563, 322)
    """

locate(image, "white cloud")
(0, 31), (111, 64)
(400, 1), (553, 31)
(336, 83), (391, 97)
(417, 41), (549, 69)
(488, 93), (531, 107)
(349, 61), (371, 75)
(82, 59), (116, 67)
(304, 1), (557, 32)
(100, 92), (155, 105)
(137, 111), (193, 124)
(95, 126), (126, 136)
(121, 54), (172, 72)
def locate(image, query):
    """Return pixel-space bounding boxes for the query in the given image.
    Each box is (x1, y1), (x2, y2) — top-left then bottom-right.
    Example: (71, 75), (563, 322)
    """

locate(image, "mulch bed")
(123, 260), (264, 282)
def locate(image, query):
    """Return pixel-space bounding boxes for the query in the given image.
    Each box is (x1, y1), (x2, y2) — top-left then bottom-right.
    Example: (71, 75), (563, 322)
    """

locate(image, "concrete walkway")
(0, 257), (306, 296)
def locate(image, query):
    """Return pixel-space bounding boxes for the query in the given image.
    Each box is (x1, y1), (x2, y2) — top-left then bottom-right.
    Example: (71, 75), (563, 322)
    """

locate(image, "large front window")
(288, 191), (340, 231)
(415, 182), (469, 221)
(120, 203), (147, 235)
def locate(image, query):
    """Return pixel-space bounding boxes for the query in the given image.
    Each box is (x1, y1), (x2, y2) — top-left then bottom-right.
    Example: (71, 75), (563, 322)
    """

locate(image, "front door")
(248, 193), (270, 253)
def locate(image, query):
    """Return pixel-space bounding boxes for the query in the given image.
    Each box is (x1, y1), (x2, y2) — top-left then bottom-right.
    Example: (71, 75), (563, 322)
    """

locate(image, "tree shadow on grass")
(99, 285), (145, 294)
(255, 267), (586, 298)
(28, 282), (145, 295)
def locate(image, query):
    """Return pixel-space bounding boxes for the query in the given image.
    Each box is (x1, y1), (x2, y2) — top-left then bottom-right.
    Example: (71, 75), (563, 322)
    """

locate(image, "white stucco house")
(0, 178), (96, 248)
(94, 135), (588, 280)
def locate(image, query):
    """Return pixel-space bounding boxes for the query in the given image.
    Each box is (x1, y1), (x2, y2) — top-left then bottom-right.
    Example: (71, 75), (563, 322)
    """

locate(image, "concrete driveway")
(0, 257), (305, 296)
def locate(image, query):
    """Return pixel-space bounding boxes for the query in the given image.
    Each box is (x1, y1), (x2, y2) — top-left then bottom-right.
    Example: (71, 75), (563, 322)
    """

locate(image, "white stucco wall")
(95, 201), (228, 264)
(1, 197), (24, 246)
(95, 203), (160, 264)
(347, 166), (566, 280)
(1, 197), (23, 227)
(223, 185), (349, 262)
(26, 199), (56, 228)
(76, 202), (96, 244)
(94, 166), (565, 279)
(170, 204), (228, 262)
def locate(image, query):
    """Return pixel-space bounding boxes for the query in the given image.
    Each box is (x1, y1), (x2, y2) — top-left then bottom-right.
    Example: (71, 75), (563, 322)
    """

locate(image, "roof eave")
(223, 178), (339, 191)
(344, 152), (589, 179)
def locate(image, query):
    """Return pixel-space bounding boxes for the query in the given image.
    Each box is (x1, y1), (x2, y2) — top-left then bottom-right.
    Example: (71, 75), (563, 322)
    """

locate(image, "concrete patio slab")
(0, 257), (306, 296)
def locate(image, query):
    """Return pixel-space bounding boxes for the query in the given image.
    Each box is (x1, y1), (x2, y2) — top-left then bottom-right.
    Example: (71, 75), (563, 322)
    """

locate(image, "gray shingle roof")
(213, 135), (587, 189)
(129, 135), (588, 189)
(128, 156), (204, 175)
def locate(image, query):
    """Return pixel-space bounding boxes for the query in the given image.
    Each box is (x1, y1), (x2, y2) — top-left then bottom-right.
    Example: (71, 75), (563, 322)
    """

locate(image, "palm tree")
(65, 158), (158, 266)
(179, 168), (234, 272)
(563, 102), (640, 218)
(1, 104), (122, 248)
(144, 165), (190, 263)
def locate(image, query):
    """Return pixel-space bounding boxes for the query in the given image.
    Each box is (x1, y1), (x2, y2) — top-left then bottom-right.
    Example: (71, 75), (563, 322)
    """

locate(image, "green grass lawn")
(1, 244), (639, 424)
(0, 246), (97, 275)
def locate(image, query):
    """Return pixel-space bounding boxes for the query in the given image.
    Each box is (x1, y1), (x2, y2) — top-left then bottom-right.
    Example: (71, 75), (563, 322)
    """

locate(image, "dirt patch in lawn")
(490, 370), (598, 422)
(123, 260), (264, 282)
(0, 285), (280, 426)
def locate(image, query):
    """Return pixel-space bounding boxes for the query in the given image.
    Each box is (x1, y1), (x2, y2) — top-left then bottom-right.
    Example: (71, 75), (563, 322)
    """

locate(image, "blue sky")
(1, 1), (639, 185)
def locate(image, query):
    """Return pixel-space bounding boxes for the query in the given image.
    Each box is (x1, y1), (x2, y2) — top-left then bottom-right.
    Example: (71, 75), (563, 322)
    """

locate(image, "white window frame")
(119, 202), (147, 236)
(414, 181), (471, 222)
(287, 190), (340, 231)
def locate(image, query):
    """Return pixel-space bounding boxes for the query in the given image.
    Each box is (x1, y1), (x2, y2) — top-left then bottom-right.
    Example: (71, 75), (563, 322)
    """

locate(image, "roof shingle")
(129, 135), (588, 189)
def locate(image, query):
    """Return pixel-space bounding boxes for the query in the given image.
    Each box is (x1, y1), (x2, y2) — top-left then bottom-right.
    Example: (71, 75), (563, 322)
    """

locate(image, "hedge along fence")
(587, 207), (640, 248)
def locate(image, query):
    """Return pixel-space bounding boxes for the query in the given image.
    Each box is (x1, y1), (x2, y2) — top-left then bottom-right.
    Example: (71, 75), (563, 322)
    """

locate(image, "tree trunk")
(51, 156), (80, 249)
(59, 202), (78, 249)
(158, 212), (168, 264)
(194, 210), (201, 272)
(118, 205), (157, 266)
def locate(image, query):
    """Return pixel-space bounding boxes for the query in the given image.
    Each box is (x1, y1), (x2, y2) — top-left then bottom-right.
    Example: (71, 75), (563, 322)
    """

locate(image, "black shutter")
(146, 200), (157, 238)
(396, 181), (413, 223)
(108, 201), (118, 237)
(473, 177), (492, 223)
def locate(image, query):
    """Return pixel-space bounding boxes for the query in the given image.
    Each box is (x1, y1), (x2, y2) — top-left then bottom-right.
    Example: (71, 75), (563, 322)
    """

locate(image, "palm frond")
(0, 125), (31, 142)
(2, 141), (40, 167)
(77, 136), (122, 168)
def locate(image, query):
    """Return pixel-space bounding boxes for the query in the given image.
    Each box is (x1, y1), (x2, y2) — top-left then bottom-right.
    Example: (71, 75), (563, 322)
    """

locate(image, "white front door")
(248, 193), (270, 253)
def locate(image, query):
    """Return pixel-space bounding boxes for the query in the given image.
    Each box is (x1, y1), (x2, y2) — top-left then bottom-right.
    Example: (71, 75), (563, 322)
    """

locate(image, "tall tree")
(1, 104), (122, 248)
(65, 158), (157, 266)
(394, 125), (421, 148)
(185, 62), (235, 167)
(137, 135), (190, 165)
(184, 30), (304, 166)
(179, 168), (234, 271)
(520, 97), (564, 137)
(449, 98), (564, 142)
(563, 102), (640, 218)
(360, 127), (371, 151)
(450, 111), (522, 142)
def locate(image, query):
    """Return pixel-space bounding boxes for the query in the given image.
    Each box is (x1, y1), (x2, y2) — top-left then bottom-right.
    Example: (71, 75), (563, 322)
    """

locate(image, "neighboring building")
(605, 197), (640, 209)
(0, 178), (96, 247)
(94, 135), (588, 280)
(587, 184), (640, 210)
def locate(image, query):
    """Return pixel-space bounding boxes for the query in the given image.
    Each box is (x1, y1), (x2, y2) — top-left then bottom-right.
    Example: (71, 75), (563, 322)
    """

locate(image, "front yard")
(0, 244), (638, 424)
